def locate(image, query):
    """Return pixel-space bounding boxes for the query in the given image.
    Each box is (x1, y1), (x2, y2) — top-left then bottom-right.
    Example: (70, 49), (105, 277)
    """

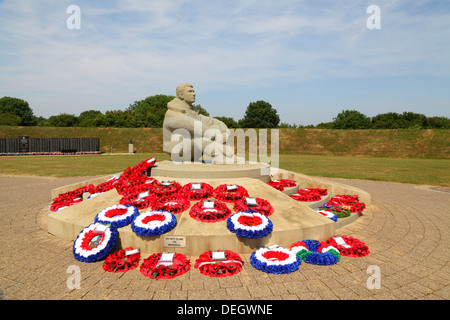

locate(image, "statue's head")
(176, 83), (195, 105)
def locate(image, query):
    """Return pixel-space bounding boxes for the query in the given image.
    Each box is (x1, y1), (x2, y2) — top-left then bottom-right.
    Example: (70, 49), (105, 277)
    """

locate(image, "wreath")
(140, 252), (190, 280)
(102, 247), (141, 273)
(290, 240), (340, 266)
(131, 210), (177, 237)
(50, 196), (82, 212)
(50, 184), (93, 212)
(290, 189), (322, 202)
(323, 235), (370, 257)
(212, 184), (249, 202)
(314, 209), (338, 222)
(119, 189), (157, 210)
(73, 223), (118, 263)
(227, 211), (273, 239)
(130, 157), (156, 175)
(94, 204), (139, 229)
(328, 195), (366, 213)
(318, 203), (351, 218)
(250, 246), (301, 274)
(114, 168), (149, 196)
(91, 175), (120, 195)
(179, 182), (213, 200)
(233, 197), (274, 216)
(267, 179), (297, 191)
(194, 250), (244, 277)
(152, 195), (191, 214)
(150, 181), (181, 198)
(189, 199), (231, 223)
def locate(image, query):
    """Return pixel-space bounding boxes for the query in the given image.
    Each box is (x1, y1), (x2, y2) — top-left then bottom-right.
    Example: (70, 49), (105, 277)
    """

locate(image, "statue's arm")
(164, 111), (198, 134)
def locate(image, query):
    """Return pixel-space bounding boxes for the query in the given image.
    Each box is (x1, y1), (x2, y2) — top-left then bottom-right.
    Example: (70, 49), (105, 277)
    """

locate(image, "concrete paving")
(0, 174), (448, 300)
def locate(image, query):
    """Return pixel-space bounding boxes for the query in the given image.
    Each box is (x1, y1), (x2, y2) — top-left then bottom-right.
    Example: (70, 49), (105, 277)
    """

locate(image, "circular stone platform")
(47, 161), (371, 256)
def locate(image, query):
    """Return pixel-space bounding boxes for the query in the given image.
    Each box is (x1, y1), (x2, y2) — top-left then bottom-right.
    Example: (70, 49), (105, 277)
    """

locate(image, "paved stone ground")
(0, 174), (448, 300)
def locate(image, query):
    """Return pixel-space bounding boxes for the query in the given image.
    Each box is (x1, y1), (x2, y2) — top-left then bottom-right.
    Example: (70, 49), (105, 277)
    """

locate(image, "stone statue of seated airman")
(163, 83), (235, 163)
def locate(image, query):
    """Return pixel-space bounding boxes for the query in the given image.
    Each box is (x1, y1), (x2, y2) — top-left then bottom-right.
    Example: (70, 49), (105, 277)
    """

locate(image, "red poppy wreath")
(194, 250), (244, 277)
(267, 178), (296, 191)
(212, 184), (249, 202)
(152, 195), (191, 214)
(102, 247), (141, 273)
(323, 235), (370, 257)
(179, 182), (213, 200)
(233, 197), (274, 216)
(189, 199), (231, 223)
(150, 181), (181, 198)
(140, 252), (190, 280)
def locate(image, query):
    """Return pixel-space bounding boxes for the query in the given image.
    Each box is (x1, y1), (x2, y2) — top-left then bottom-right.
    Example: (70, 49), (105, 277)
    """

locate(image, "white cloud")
(0, 0), (449, 122)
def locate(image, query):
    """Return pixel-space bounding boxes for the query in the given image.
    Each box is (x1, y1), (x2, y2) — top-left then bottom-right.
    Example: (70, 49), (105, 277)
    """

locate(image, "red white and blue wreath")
(131, 210), (177, 236)
(73, 223), (118, 263)
(250, 246), (301, 274)
(94, 204), (139, 229)
(314, 209), (338, 222)
(290, 239), (340, 266)
(227, 211), (273, 239)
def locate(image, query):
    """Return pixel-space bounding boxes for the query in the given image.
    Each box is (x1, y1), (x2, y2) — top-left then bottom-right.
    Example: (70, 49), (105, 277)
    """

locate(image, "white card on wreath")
(333, 236), (351, 248)
(125, 249), (139, 256)
(203, 201), (215, 209)
(160, 182), (173, 186)
(157, 253), (174, 266)
(191, 183), (202, 190)
(212, 251), (226, 261)
(241, 212), (254, 218)
(138, 190), (149, 199)
(94, 223), (109, 234)
(226, 184), (238, 191)
(245, 197), (258, 206)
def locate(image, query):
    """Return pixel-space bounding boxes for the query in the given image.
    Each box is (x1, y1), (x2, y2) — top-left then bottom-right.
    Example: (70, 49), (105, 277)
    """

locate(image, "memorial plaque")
(18, 136), (30, 153)
(164, 235), (186, 248)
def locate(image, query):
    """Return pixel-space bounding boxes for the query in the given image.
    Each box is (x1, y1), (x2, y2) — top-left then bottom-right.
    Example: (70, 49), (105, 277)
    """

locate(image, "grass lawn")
(0, 152), (449, 187)
(279, 154), (450, 187)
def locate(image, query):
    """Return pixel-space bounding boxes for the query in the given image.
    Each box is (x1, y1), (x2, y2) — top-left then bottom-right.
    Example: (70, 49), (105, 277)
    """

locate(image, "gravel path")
(0, 175), (448, 300)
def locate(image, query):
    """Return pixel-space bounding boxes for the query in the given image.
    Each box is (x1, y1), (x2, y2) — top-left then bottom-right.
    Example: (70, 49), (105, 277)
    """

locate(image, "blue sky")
(0, 0), (449, 125)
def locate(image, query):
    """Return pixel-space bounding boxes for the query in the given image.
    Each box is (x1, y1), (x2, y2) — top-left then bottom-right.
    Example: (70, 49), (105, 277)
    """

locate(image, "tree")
(332, 110), (371, 129)
(127, 94), (174, 127)
(47, 113), (78, 127)
(426, 116), (450, 129)
(315, 122), (334, 129)
(371, 112), (403, 129)
(400, 111), (427, 129)
(77, 110), (103, 127)
(93, 110), (144, 128)
(0, 96), (36, 125)
(238, 100), (280, 128)
(279, 122), (298, 128)
(214, 116), (240, 128)
(0, 113), (22, 126)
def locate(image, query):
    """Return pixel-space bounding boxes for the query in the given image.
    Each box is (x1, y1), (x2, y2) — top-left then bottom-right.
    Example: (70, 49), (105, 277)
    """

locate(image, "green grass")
(0, 153), (171, 177)
(279, 154), (450, 187)
(0, 152), (449, 187)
